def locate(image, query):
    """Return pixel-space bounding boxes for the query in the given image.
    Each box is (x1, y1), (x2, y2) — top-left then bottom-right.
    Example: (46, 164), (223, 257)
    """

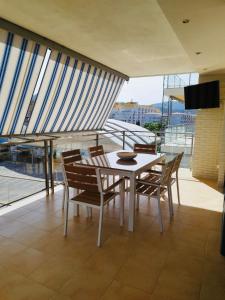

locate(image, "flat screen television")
(184, 80), (220, 109)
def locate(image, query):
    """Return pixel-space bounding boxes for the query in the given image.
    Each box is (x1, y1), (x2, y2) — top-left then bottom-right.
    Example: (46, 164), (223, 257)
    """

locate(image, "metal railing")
(0, 126), (195, 205)
(164, 73), (198, 89)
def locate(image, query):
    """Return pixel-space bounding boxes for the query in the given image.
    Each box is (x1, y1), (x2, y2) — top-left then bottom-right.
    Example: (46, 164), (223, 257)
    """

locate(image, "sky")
(117, 76), (164, 105)
(117, 73), (199, 105)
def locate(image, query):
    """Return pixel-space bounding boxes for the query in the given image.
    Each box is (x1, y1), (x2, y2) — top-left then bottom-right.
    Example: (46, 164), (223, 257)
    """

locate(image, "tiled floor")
(0, 169), (224, 300)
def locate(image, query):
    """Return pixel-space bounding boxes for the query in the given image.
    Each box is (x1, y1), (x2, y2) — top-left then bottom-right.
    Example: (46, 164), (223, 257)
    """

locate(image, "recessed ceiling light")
(195, 52), (202, 55)
(182, 19), (190, 24)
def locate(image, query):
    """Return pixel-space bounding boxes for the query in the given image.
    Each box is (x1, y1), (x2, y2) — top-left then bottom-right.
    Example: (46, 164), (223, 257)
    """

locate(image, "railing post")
(44, 140), (49, 195)
(49, 140), (54, 193)
(122, 131), (125, 150)
(96, 133), (99, 147)
(191, 133), (194, 156)
(185, 126), (187, 145)
(220, 190), (225, 256)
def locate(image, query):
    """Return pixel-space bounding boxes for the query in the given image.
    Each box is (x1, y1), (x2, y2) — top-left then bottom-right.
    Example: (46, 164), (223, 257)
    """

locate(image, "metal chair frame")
(136, 157), (176, 232)
(62, 164), (125, 247)
(61, 149), (82, 210)
(148, 152), (184, 205)
(88, 145), (117, 203)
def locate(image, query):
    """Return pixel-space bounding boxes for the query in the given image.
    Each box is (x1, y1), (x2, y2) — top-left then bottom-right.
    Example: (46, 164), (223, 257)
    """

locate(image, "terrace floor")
(0, 169), (224, 300)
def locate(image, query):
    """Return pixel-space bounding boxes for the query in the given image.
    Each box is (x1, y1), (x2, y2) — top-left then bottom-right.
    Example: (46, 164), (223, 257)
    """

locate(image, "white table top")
(77, 150), (165, 173)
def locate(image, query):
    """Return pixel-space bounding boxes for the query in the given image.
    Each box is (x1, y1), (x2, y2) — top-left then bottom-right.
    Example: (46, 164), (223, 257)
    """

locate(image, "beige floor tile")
(11, 227), (50, 247)
(31, 217), (63, 232)
(0, 277), (56, 300)
(5, 247), (47, 276)
(0, 265), (56, 299)
(205, 230), (225, 265)
(16, 211), (46, 225)
(151, 270), (201, 300)
(50, 294), (72, 300)
(115, 245), (167, 294)
(0, 220), (27, 238)
(0, 169), (223, 300)
(60, 266), (114, 300)
(162, 251), (204, 282)
(202, 261), (225, 287)
(200, 283), (225, 300)
(0, 238), (27, 266)
(0, 265), (26, 289)
(1, 207), (30, 221)
(101, 280), (151, 300)
(30, 254), (82, 291)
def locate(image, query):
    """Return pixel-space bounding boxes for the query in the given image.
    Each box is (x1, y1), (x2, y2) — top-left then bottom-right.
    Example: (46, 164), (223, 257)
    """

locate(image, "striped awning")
(0, 27), (125, 136)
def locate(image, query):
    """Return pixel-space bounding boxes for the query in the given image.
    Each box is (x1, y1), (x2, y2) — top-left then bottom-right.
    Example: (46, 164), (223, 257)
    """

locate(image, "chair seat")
(143, 171), (176, 185)
(71, 190), (115, 206)
(136, 173), (167, 196)
(142, 173), (161, 184)
(136, 181), (166, 196)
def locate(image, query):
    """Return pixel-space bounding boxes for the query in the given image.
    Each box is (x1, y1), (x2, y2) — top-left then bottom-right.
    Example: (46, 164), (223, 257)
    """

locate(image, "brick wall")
(192, 74), (225, 187)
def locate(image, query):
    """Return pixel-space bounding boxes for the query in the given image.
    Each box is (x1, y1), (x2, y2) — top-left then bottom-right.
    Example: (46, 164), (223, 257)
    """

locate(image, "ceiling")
(158, 0), (225, 76)
(0, 0), (224, 77)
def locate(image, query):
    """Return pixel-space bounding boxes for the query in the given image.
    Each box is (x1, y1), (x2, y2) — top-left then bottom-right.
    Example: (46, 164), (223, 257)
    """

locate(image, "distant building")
(168, 112), (196, 126)
(110, 101), (195, 126)
(110, 100), (160, 126)
(113, 101), (160, 112)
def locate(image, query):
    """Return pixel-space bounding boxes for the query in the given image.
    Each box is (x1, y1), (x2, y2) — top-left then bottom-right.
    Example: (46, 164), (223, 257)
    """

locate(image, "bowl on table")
(116, 151), (137, 160)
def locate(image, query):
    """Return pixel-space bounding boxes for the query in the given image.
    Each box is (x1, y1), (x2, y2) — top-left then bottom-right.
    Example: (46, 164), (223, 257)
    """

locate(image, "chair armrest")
(156, 162), (165, 166)
(136, 179), (161, 188)
(103, 178), (124, 193)
(147, 169), (162, 174)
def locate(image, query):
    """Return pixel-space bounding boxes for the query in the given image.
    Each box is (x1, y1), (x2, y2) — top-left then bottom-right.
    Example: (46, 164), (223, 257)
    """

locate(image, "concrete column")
(192, 74), (225, 188)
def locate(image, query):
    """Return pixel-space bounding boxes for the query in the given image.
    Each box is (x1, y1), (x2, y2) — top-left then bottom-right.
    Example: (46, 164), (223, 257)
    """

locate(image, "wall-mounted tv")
(184, 80), (220, 109)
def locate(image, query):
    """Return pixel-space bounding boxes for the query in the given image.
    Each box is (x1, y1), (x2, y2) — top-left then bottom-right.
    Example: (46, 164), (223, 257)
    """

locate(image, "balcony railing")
(164, 73), (199, 89)
(0, 126), (194, 206)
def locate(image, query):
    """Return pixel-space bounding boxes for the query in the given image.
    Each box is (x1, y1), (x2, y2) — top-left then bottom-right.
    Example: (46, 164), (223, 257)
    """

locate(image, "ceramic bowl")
(116, 151), (137, 160)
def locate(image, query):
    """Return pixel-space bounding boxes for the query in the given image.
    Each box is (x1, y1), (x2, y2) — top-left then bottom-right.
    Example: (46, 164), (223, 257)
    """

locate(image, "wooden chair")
(135, 157), (176, 232)
(88, 145), (117, 203)
(132, 143), (159, 192)
(134, 143), (157, 154)
(61, 149), (82, 209)
(89, 145), (104, 157)
(148, 152), (184, 205)
(62, 164), (125, 247)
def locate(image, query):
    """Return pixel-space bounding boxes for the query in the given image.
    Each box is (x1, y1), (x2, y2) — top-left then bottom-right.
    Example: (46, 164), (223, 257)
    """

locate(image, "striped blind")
(0, 28), (125, 136)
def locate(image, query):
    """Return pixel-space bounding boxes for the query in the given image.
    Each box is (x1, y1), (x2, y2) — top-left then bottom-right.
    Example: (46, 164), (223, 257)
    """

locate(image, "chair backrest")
(172, 152), (184, 174)
(160, 157), (177, 185)
(89, 145), (104, 158)
(61, 149), (82, 165)
(133, 143), (156, 154)
(63, 164), (99, 192)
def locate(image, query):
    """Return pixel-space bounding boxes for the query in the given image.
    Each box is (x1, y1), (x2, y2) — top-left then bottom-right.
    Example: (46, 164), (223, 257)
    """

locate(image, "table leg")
(128, 173), (135, 232)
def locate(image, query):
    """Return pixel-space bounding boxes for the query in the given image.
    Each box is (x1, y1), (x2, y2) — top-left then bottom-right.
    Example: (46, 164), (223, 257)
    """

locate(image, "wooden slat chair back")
(172, 152), (184, 174)
(89, 145), (104, 158)
(133, 143), (156, 154)
(145, 152), (184, 206)
(61, 149), (82, 209)
(136, 157), (176, 232)
(62, 163), (125, 247)
(161, 157), (177, 186)
(170, 151), (184, 206)
(64, 164), (99, 193)
(61, 149), (82, 165)
(88, 145), (115, 196)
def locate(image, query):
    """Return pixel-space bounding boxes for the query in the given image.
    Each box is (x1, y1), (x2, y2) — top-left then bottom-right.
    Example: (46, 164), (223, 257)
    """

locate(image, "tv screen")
(184, 80), (220, 109)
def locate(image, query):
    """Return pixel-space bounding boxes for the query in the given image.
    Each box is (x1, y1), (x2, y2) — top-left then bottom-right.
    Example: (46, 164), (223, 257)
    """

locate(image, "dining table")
(77, 150), (165, 232)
